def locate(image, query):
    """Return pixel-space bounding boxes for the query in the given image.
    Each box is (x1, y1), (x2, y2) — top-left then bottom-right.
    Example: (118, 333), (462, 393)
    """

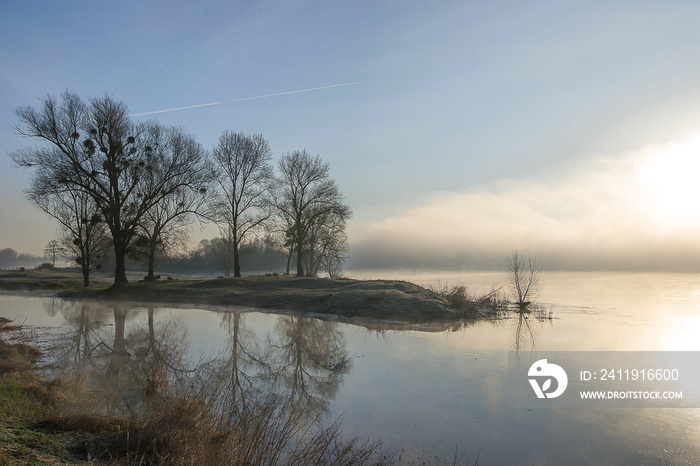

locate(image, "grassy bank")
(0, 269), (112, 292)
(1, 317), (77, 464)
(0, 317), (392, 465)
(0, 270), (504, 323)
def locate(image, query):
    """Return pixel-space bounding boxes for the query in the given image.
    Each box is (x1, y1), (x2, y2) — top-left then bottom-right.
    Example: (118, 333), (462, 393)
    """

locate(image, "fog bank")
(349, 137), (700, 272)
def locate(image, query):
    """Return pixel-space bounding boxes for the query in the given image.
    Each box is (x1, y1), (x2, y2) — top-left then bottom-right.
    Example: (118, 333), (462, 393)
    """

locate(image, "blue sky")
(4, 1), (700, 270)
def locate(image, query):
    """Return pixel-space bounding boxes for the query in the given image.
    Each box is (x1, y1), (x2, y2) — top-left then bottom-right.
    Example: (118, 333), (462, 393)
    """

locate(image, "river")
(2, 271), (700, 464)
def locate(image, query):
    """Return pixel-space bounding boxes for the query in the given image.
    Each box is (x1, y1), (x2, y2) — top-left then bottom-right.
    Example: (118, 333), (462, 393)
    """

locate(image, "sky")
(3, 1), (700, 271)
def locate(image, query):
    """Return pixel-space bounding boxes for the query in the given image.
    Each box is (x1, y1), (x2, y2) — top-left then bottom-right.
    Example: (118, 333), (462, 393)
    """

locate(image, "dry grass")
(0, 340), (42, 373)
(32, 388), (390, 465)
(430, 283), (508, 317)
(0, 317), (43, 375)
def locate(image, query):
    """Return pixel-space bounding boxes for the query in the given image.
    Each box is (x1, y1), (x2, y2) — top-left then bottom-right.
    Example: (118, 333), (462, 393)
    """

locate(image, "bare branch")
(275, 150), (352, 277)
(210, 131), (274, 277)
(506, 249), (542, 310)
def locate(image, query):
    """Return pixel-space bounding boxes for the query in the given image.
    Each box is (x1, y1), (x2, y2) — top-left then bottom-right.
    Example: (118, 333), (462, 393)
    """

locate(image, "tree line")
(0, 248), (47, 269)
(10, 91), (351, 287)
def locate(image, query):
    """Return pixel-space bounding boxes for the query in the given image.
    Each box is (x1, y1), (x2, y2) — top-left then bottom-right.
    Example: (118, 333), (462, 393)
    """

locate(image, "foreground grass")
(1, 317), (74, 464)
(0, 317), (392, 465)
(0, 269), (504, 323)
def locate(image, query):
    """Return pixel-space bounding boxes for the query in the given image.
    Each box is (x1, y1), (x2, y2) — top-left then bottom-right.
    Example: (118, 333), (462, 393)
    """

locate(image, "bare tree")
(11, 91), (209, 288)
(506, 250), (542, 310)
(304, 210), (350, 278)
(133, 127), (211, 280)
(320, 227), (350, 279)
(34, 189), (110, 286)
(43, 239), (64, 267)
(211, 131), (274, 277)
(275, 150), (351, 277)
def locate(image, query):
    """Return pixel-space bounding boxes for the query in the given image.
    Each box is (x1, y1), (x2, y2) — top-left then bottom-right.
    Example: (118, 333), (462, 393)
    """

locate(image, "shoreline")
(0, 270), (505, 325)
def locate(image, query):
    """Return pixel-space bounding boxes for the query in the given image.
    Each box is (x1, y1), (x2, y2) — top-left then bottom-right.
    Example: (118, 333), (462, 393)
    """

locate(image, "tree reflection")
(268, 316), (352, 419)
(43, 299), (112, 389)
(45, 301), (192, 417)
(128, 307), (192, 401)
(210, 311), (270, 420)
(41, 302), (355, 426)
(44, 299), (109, 362)
(510, 306), (553, 353)
(105, 306), (129, 378)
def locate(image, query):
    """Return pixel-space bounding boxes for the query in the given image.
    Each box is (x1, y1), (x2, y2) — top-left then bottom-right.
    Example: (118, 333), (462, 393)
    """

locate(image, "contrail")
(130, 81), (361, 117)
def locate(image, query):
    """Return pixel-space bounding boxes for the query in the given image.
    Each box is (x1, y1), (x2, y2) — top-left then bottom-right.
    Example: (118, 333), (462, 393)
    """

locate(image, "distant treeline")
(94, 237), (288, 277)
(0, 248), (47, 269)
(1, 238), (288, 276)
(177, 237), (288, 275)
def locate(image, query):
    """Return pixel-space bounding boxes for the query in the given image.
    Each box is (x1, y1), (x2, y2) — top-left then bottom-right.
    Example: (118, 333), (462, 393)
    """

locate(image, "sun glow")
(353, 132), (700, 271)
(635, 135), (700, 223)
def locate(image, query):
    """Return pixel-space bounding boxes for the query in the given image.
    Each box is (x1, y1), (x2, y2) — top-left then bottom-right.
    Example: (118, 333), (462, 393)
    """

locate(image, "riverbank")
(0, 270), (504, 323)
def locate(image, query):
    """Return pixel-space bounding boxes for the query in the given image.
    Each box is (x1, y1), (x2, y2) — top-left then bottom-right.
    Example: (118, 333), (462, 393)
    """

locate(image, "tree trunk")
(81, 244), (90, 287)
(112, 242), (129, 288)
(81, 262), (90, 287)
(286, 247), (293, 276)
(147, 241), (156, 281)
(233, 239), (242, 277)
(295, 225), (304, 277)
(296, 252), (304, 277)
(307, 247), (315, 277)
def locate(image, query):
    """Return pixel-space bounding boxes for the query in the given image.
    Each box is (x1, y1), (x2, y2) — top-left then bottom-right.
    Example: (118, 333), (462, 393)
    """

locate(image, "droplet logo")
(528, 359), (568, 399)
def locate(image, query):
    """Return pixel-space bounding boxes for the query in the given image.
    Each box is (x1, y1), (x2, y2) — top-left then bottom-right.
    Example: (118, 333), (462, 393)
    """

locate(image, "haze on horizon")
(349, 134), (700, 272)
(3, 2), (700, 273)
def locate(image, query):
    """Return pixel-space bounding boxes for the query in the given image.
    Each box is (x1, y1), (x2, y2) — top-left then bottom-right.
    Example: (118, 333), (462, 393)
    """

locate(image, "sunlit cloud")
(129, 82), (361, 117)
(350, 135), (700, 271)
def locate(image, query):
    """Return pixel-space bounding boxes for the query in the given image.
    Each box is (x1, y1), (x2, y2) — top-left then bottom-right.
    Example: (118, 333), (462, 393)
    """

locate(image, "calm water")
(2, 271), (700, 464)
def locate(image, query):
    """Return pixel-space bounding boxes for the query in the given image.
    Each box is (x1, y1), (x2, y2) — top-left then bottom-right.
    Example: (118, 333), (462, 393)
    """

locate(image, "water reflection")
(509, 306), (553, 353)
(5, 290), (700, 464)
(45, 299), (110, 364)
(210, 311), (269, 421)
(6, 271), (700, 464)
(24, 297), (553, 424)
(45, 301), (195, 417)
(269, 316), (352, 418)
(43, 301), (354, 425)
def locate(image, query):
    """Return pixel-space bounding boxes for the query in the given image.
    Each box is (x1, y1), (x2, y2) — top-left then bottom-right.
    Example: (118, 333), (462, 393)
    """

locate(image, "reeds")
(0, 317), (42, 375)
(431, 282), (508, 317)
(44, 387), (390, 465)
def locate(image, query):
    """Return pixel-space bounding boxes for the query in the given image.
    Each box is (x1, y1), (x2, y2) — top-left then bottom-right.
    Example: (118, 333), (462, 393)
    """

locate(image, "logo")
(528, 359), (568, 399)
